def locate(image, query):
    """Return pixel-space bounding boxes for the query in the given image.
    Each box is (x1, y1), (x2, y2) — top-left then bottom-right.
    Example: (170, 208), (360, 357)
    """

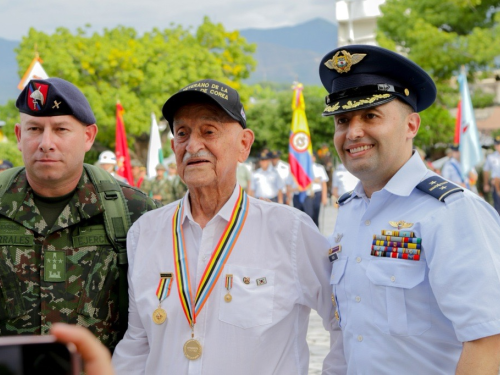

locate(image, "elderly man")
(0, 78), (158, 351)
(320, 45), (500, 373)
(112, 79), (338, 374)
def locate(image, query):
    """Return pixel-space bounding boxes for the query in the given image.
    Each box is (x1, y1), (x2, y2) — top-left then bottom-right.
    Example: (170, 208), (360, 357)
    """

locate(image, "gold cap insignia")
(389, 220), (414, 230)
(324, 50), (367, 74)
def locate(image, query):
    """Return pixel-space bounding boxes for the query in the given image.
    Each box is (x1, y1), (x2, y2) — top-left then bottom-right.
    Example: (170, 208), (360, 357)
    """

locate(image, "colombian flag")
(289, 83), (314, 192)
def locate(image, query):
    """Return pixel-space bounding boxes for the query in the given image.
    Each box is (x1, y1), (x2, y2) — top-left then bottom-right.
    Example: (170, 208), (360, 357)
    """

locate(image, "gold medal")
(224, 293), (232, 302)
(152, 307), (167, 324)
(183, 338), (202, 360)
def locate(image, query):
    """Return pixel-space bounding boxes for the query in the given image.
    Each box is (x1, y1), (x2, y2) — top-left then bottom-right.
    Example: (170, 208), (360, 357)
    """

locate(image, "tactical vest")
(0, 164), (131, 340)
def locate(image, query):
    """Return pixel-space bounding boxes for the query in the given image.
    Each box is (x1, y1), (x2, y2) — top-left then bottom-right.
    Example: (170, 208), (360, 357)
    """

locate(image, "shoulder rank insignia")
(416, 176), (463, 202)
(337, 190), (353, 205)
(324, 50), (367, 74)
(389, 221), (413, 230)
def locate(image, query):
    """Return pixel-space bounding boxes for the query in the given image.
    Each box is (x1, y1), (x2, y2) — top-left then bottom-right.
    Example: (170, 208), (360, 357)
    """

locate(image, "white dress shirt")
(112, 185), (340, 375)
(328, 152), (500, 374)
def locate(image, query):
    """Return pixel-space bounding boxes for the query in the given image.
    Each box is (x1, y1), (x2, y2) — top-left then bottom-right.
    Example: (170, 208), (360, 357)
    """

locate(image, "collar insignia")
(324, 50), (367, 73)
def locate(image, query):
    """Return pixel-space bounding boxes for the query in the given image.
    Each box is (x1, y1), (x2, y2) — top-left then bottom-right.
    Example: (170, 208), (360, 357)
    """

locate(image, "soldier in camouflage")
(0, 77), (159, 351)
(141, 163), (182, 205)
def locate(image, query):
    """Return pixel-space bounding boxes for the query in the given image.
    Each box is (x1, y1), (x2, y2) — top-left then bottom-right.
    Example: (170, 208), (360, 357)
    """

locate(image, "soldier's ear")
(84, 124), (98, 152)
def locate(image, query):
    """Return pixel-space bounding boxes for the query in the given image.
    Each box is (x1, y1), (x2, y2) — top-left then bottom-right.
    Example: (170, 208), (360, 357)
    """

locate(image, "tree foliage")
(377, 0), (500, 146)
(9, 17), (256, 157)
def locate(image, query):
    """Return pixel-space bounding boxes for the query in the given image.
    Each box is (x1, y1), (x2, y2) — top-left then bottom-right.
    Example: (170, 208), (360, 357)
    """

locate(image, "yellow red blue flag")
(289, 83), (314, 192)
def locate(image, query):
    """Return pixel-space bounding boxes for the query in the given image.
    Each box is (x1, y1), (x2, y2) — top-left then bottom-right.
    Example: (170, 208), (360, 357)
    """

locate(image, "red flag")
(115, 102), (133, 184)
(454, 99), (461, 144)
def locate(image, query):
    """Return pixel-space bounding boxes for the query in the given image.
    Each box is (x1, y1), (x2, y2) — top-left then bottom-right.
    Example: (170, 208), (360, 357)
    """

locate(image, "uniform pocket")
(367, 259), (431, 336)
(219, 265), (274, 329)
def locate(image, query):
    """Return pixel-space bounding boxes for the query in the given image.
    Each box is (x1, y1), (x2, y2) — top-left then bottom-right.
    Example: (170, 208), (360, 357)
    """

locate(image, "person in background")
(441, 144), (469, 188)
(319, 44), (500, 374)
(236, 162), (252, 193)
(166, 162), (188, 200)
(141, 163), (175, 205)
(271, 150), (290, 204)
(483, 135), (500, 215)
(249, 150), (284, 203)
(331, 163), (359, 206)
(0, 159), (13, 173)
(97, 150), (129, 184)
(131, 159), (145, 189)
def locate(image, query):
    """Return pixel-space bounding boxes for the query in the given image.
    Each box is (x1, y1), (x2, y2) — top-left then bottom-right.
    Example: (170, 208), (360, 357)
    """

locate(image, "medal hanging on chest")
(173, 188), (249, 360)
(153, 273), (173, 324)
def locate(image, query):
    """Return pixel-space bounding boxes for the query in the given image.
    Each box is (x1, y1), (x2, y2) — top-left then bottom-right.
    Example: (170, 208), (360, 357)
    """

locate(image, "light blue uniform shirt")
(441, 157), (465, 185)
(328, 152), (500, 374)
(483, 151), (500, 179)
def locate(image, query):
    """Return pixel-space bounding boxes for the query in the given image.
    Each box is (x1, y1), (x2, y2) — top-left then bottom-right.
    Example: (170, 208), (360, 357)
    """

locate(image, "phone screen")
(0, 340), (76, 375)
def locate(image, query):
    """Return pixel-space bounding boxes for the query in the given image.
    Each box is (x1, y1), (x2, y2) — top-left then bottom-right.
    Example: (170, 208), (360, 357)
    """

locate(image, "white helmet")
(98, 151), (117, 165)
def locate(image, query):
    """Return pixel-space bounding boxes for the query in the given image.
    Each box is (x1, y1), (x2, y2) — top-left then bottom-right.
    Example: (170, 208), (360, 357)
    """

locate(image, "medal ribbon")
(156, 274), (173, 303)
(225, 274), (233, 291)
(173, 188), (249, 327)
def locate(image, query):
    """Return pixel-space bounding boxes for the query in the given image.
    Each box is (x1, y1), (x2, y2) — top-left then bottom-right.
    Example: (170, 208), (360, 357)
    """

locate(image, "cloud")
(0, 0), (334, 40)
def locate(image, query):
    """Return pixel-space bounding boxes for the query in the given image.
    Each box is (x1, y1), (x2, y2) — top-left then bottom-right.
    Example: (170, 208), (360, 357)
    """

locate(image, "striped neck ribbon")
(172, 188), (249, 327)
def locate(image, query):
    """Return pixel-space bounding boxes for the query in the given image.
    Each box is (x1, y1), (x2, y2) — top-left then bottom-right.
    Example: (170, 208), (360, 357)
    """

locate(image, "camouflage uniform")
(142, 177), (180, 205)
(0, 168), (159, 350)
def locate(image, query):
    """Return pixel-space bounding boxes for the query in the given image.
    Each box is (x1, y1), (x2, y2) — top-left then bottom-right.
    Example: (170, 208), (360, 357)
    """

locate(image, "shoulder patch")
(337, 190), (353, 205)
(416, 176), (463, 202)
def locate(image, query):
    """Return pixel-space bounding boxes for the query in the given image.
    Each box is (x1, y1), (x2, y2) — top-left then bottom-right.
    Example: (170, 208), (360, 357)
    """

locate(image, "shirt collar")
(181, 184), (240, 225)
(351, 151), (428, 199)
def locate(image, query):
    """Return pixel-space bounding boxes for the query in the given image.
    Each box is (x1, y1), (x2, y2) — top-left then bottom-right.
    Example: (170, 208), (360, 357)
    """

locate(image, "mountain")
(0, 18), (337, 105)
(0, 38), (19, 105)
(240, 18), (337, 86)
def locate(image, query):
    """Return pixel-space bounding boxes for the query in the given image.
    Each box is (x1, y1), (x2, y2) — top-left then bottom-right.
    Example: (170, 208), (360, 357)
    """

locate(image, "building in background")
(336, 0), (386, 46)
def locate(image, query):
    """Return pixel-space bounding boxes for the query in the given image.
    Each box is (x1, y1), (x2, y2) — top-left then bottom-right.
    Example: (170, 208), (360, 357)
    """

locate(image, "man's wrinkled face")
(170, 102), (254, 191)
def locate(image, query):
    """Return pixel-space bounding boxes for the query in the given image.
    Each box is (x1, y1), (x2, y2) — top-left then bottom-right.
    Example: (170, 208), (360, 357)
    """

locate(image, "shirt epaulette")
(337, 190), (353, 205)
(416, 176), (463, 202)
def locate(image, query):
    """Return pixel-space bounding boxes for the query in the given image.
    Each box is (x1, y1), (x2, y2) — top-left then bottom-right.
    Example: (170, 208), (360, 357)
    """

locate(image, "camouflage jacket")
(0, 168), (159, 350)
(141, 177), (180, 205)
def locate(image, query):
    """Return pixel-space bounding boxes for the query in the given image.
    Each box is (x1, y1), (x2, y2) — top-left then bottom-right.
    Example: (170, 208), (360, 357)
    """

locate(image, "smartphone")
(0, 335), (81, 375)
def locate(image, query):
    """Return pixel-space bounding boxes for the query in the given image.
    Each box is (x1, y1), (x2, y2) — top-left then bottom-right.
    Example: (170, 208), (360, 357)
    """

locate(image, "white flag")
(146, 112), (164, 178)
(18, 56), (49, 90)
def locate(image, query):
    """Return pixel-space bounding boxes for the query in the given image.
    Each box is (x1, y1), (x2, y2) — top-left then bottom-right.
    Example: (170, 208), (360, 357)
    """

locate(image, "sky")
(0, 0), (335, 41)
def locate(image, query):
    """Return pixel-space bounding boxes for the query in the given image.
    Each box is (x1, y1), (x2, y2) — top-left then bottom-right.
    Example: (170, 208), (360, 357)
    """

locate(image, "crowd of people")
(0, 44), (499, 375)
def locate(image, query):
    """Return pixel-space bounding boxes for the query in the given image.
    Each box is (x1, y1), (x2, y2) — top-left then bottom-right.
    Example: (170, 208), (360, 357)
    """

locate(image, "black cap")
(16, 78), (96, 125)
(319, 45), (437, 116)
(162, 79), (246, 133)
(450, 143), (460, 151)
(0, 160), (13, 170)
(271, 150), (281, 158)
(494, 135), (500, 145)
(259, 150), (273, 160)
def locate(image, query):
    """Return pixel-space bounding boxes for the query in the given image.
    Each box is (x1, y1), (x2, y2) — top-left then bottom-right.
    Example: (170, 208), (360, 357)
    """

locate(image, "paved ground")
(307, 202), (337, 374)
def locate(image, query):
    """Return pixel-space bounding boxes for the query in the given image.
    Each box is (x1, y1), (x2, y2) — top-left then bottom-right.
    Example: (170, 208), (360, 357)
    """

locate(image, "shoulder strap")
(416, 176), (463, 202)
(83, 164), (131, 265)
(84, 164), (132, 338)
(0, 167), (24, 199)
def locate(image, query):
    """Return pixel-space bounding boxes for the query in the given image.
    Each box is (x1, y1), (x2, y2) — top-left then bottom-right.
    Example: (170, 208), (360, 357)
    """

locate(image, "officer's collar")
(382, 151), (428, 197)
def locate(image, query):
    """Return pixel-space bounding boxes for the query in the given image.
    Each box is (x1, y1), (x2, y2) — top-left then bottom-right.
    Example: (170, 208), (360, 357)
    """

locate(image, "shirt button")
(356, 257), (362, 263)
(390, 276), (396, 282)
(355, 296), (361, 302)
(357, 335), (363, 342)
(364, 220), (371, 226)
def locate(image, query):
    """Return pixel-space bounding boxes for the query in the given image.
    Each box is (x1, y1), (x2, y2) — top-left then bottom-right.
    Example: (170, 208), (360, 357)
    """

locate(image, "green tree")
(8, 18), (256, 162)
(377, 0), (500, 146)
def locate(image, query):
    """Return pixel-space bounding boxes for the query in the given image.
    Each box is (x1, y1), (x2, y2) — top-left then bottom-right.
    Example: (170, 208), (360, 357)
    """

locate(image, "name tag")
(73, 225), (111, 247)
